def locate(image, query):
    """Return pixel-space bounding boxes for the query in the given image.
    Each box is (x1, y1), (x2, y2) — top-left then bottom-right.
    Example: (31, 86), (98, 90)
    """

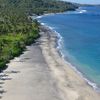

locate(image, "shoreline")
(39, 23), (99, 91)
(54, 27), (99, 91)
(39, 25), (100, 100)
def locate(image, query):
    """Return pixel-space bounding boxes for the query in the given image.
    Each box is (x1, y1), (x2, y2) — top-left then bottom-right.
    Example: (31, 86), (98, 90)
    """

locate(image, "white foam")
(37, 16), (43, 19)
(41, 23), (46, 26)
(79, 10), (87, 13)
(65, 9), (87, 15)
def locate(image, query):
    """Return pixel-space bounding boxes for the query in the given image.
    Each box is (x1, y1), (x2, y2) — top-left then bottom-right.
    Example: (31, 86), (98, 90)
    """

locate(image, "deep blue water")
(37, 6), (100, 89)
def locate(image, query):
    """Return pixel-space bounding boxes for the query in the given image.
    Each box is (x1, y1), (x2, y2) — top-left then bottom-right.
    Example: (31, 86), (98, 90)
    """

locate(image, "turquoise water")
(37, 6), (100, 90)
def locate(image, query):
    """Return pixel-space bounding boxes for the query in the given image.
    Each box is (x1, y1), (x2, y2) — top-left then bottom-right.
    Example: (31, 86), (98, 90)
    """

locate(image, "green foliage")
(0, 23), (39, 70)
(0, 0), (77, 70)
(0, 0), (77, 34)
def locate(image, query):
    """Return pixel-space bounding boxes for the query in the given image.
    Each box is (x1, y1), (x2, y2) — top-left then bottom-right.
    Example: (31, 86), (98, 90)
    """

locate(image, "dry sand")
(0, 36), (62, 100)
(0, 25), (100, 100)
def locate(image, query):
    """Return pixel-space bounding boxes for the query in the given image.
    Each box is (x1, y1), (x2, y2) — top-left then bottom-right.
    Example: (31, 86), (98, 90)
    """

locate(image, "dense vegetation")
(0, 0), (78, 71)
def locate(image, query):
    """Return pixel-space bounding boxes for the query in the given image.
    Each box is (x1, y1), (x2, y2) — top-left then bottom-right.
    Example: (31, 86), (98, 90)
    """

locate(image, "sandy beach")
(39, 25), (100, 100)
(0, 25), (100, 100)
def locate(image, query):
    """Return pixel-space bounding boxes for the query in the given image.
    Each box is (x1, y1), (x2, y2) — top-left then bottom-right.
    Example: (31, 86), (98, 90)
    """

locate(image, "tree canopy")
(0, 0), (77, 34)
(0, 0), (78, 70)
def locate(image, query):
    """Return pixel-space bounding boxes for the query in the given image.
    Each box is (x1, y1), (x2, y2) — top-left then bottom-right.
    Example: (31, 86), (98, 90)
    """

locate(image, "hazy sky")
(63, 0), (100, 4)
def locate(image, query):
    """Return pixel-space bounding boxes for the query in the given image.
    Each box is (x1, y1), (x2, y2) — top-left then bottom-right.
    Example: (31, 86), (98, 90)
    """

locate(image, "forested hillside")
(0, 0), (78, 34)
(0, 0), (78, 70)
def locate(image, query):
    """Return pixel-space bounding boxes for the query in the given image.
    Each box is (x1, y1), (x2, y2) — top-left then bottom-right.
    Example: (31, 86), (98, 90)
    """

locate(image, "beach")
(0, 25), (100, 100)
(39, 25), (100, 100)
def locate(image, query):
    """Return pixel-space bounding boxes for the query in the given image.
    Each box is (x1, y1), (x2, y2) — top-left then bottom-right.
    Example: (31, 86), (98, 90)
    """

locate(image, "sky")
(62, 0), (100, 4)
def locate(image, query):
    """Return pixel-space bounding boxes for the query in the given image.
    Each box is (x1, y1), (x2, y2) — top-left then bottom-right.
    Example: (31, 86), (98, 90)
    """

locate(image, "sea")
(36, 6), (100, 91)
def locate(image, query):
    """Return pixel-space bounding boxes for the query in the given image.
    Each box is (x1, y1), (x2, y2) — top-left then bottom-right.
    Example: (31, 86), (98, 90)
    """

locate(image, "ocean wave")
(41, 22), (46, 26)
(66, 9), (88, 15)
(54, 31), (65, 58)
(76, 9), (87, 14)
(36, 15), (46, 19)
(78, 10), (87, 13)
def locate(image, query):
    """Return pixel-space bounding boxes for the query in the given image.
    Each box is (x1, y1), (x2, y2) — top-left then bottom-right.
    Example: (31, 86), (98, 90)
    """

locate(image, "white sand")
(0, 42), (62, 100)
(0, 25), (100, 100)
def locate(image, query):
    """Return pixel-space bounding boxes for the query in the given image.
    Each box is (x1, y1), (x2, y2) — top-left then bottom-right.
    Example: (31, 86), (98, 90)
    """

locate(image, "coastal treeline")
(0, 0), (77, 70)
